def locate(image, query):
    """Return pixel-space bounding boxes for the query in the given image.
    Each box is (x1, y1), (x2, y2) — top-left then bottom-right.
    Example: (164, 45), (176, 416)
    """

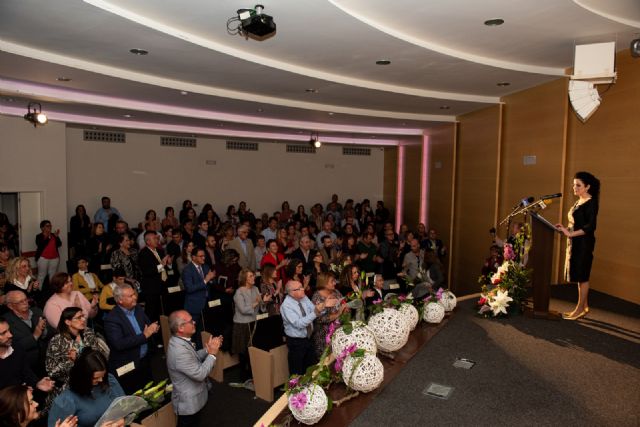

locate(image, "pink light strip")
(0, 106), (399, 146)
(0, 78), (426, 136)
(395, 145), (405, 232)
(419, 134), (430, 226)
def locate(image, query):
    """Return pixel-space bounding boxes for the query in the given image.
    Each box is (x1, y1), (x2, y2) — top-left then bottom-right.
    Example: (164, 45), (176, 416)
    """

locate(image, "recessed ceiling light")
(129, 48), (149, 55)
(5, 97), (14, 102)
(376, 59), (391, 65)
(56, 77), (72, 82)
(305, 88), (319, 93)
(257, 108), (264, 112)
(440, 105), (451, 110)
(180, 91), (188, 96)
(497, 82), (511, 87)
(328, 112), (334, 116)
(123, 114), (133, 118)
(484, 18), (504, 26)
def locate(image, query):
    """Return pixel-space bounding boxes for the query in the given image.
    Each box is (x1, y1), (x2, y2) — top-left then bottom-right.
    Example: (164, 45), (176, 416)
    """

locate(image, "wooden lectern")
(527, 212), (562, 319)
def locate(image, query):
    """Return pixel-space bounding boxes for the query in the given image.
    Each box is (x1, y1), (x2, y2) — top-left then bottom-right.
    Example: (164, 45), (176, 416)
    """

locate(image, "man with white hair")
(227, 225), (256, 271)
(280, 280), (335, 375)
(138, 230), (172, 323)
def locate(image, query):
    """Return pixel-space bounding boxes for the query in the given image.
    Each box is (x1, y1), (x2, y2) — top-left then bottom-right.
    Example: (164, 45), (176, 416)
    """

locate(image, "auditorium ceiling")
(0, 0), (638, 145)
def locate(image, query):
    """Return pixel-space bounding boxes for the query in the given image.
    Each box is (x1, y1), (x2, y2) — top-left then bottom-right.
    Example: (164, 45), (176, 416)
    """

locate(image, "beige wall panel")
(383, 147), (398, 216)
(402, 144), (422, 229)
(565, 51), (640, 304)
(452, 106), (501, 295)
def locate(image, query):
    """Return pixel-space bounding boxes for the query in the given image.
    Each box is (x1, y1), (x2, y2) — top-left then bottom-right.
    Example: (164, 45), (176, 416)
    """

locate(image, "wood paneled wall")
(383, 147), (398, 216)
(451, 105), (501, 295)
(402, 144), (422, 229)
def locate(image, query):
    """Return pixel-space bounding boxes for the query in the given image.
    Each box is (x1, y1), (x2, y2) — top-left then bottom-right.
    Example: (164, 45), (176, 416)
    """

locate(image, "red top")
(260, 252), (286, 281)
(41, 235), (58, 259)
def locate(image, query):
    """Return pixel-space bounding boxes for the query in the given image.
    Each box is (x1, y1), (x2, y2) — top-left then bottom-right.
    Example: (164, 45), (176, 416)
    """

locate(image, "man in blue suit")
(182, 248), (215, 349)
(103, 283), (160, 394)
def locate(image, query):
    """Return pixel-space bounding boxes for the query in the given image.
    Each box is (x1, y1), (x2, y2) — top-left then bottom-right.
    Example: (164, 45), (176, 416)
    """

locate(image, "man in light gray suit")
(227, 224), (256, 271)
(166, 310), (223, 427)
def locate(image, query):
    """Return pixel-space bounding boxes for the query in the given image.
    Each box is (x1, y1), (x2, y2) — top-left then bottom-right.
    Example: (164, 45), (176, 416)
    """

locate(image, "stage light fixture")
(310, 132), (322, 149)
(23, 102), (48, 127)
(227, 4), (276, 40)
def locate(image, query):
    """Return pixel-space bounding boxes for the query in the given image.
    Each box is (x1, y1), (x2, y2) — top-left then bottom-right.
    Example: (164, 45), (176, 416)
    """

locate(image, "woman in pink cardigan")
(43, 272), (98, 329)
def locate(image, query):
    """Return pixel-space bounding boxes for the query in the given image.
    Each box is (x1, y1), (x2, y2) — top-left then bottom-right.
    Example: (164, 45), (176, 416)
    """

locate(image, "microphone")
(540, 193), (562, 200)
(513, 196), (534, 210)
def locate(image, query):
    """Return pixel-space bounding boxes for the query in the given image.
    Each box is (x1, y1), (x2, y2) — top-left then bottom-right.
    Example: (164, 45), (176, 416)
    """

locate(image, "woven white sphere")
(367, 308), (410, 352)
(439, 290), (457, 312)
(398, 303), (419, 330)
(424, 302), (445, 323)
(342, 353), (384, 393)
(331, 322), (377, 356)
(288, 384), (328, 425)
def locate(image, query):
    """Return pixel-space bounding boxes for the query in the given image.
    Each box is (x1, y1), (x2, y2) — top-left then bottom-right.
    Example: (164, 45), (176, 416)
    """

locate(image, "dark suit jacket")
(192, 232), (207, 250)
(138, 246), (167, 296)
(365, 287), (389, 307)
(3, 308), (53, 371)
(103, 304), (150, 372)
(290, 248), (317, 275)
(182, 262), (211, 315)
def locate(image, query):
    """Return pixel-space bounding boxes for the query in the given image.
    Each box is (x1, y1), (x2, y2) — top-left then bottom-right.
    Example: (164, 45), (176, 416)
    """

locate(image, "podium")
(527, 212), (562, 319)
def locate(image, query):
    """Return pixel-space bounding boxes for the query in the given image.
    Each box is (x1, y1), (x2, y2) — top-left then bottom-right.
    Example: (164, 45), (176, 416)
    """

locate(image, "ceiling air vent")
(161, 136), (197, 148)
(83, 130), (126, 143)
(343, 146), (371, 156)
(226, 141), (259, 151)
(286, 144), (316, 154)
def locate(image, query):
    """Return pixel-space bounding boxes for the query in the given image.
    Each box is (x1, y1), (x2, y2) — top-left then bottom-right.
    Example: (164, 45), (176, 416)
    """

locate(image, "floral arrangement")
(133, 379), (170, 410)
(477, 243), (530, 317)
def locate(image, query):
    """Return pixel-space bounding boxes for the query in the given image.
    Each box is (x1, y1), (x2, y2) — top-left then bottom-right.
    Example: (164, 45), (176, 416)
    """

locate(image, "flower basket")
(423, 302), (445, 323)
(398, 303), (419, 330)
(287, 384), (328, 425)
(367, 308), (410, 352)
(341, 353), (384, 393)
(439, 290), (457, 312)
(331, 321), (377, 356)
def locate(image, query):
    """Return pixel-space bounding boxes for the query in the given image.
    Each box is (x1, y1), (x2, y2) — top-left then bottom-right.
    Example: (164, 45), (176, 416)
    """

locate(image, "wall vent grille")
(343, 146), (371, 156)
(161, 136), (197, 148)
(83, 130), (125, 143)
(286, 144), (316, 154)
(226, 141), (259, 151)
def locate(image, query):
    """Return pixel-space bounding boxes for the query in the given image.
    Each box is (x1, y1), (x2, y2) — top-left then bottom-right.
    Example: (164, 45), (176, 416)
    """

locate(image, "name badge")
(116, 361), (135, 377)
(100, 264), (112, 271)
(167, 286), (181, 294)
(156, 264), (164, 273)
(389, 283), (400, 290)
(208, 299), (222, 308)
(256, 313), (268, 321)
(167, 270), (174, 276)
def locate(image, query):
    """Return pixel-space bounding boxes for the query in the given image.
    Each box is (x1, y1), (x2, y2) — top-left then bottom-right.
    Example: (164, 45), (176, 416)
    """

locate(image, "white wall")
(0, 115), (68, 262)
(65, 128), (385, 227)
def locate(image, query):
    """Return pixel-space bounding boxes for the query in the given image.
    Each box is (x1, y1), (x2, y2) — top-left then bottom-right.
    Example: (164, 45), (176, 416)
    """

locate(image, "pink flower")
(436, 287), (444, 300)
(334, 357), (344, 372)
(290, 392), (308, 410)
(504, 244), (515, 261)
(478, 297), (487, 305)
(325, 321), (339, 345)
(372, 298), (382, 305)
(398, 295), (407, 302)
(423, 295), (432, 303)
(288, 377), (299, 388)
(345, 343), (357, 354)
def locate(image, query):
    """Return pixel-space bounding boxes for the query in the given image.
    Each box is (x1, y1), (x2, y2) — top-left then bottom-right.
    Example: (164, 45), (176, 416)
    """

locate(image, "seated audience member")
(48, 349), (124, 427)
(43, 273), (98, 329)
(98, 269), (128, 312)
(342, 235), (358, 261)
(422, 228), (447, 261)
(365, 274), (388, 306)
(71, 258), (104, 302)
(339, 264), (362, 297)
(0, 316), (55, 392)
(232, 268), (270, 386)
(161, 206), (179, 230)
(355, 232), (377, 273)
(423, 249), (445, 290)
(311, 272), (344, 358)
(259, 264), (283, 316)
(254, 235), (266, 267)
(35, 220), (62, 289)
(0, 384), (62, 427)
(4, 290), (54, 374)
(103, 284), (159, 394)
(45, 307), (108, 408)
(109, 234), (139, 282)
(4, 257), (40, 299)
(182, 248), (215, 349)
(377, 226), (400, 280)
(318, 235), (339, 266)
(481, 245), (504, 277)
(400, 239), (424, 283)
(281, 280), (334, 375)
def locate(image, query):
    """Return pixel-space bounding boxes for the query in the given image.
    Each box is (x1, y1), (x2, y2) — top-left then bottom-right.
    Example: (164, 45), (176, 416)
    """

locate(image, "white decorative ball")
(398, 303), (419, 330)
(424, 302), (445, 323)
(367, 308), (410, 352)
(342, 353), (384, 393)
(439, 290), (457, 312)
(331, 322), (377, 356)
(288, 384), (328, 425)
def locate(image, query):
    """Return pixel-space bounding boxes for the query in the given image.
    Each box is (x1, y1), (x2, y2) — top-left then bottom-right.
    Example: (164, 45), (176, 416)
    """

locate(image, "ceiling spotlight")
(310, 132), (321, 149)
(129, 48), (149, 55)
(180, 90), (189, 96)
(484, 18), (504, 26)
(497, 82), (511, 87)
(305, 88), (319, 93)
(227, 4), (276, 40)
(440, 105), (451, 110)
(23, 102), (48, 127)
(56, 76), (72, 82)
(376, 59), (391, 65)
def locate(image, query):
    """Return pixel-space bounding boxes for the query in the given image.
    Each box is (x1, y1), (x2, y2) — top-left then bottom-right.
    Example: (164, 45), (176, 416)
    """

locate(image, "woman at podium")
(555, 171), (600, 320)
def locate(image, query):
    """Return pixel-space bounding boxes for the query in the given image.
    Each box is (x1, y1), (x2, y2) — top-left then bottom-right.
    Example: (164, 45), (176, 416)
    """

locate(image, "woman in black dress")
(555, 171), (600, 320)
